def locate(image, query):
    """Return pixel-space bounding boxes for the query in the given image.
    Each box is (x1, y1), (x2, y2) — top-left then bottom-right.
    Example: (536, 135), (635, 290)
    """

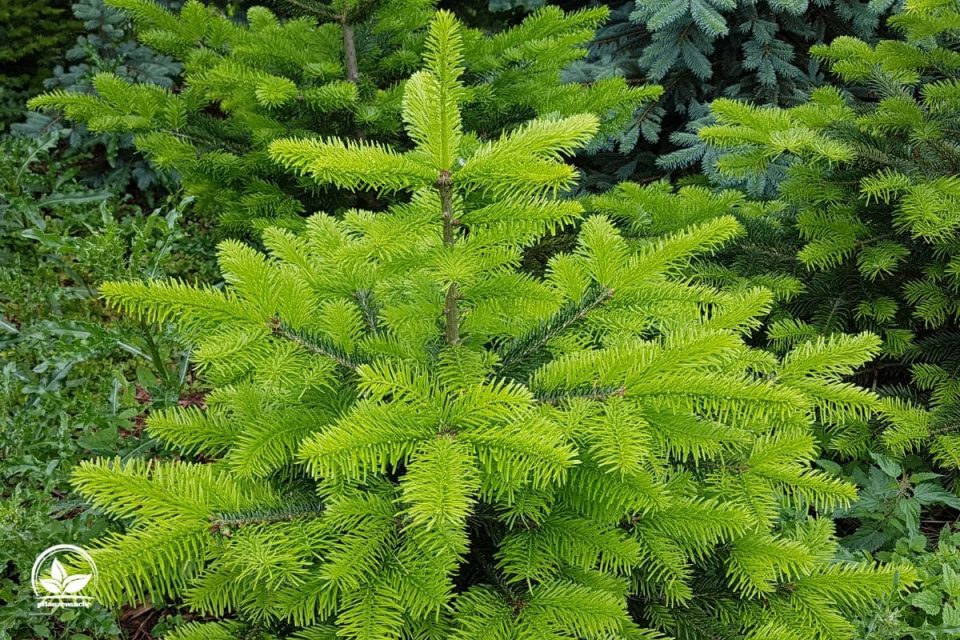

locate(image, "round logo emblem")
(31, 544), (98, 608)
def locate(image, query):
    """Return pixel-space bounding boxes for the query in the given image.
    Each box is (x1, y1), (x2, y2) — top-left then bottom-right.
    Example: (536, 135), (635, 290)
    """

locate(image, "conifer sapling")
(77, 10), (914, 640)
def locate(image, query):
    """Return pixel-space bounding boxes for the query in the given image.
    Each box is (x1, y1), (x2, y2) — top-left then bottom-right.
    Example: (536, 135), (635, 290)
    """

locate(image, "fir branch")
(338, 0), (379, 85)
(533, 385), (626, 406)
(354, 289), (381, 334)
(497, 284), (614, 371)
(209, 501), (325, 536)
(269, 317), (361, 370)
(275, 0), (338, 20)
(443, 283), (461, 346)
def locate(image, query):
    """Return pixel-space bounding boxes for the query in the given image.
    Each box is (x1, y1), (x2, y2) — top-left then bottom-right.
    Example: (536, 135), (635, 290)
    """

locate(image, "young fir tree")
(75, 11), (912, 640)
(690, 0), (960, 473)
(571, 0), (899, 179)
(588, 0), (960, 520)
(29, 0), (655, 230)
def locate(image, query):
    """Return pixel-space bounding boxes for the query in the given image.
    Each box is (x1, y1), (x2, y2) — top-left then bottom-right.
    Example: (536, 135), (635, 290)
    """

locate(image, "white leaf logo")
(39, 578), (61, 595)
(51, 558), (67, 583)
(63, 573), (91, 593)
(32, 544), (98, 607)
(39, 558), (90, 595)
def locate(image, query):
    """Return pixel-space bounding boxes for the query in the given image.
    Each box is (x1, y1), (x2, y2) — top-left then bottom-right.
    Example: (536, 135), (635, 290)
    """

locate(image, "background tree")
(568, 0), (901, 181)
(10, 0), (184, 196)
(30, 0), (656, 230)
(588, 0), (960, 555)
(0, 0), (80, 125)
(697, 0), (960, 474)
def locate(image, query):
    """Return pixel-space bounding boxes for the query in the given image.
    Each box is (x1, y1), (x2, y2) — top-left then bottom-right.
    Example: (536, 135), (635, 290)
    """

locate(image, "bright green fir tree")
(584, 0), (960, 554)
(687, 0), (960, 475)
(29, 0), (656, 230)
(71, 11), (918, 640)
